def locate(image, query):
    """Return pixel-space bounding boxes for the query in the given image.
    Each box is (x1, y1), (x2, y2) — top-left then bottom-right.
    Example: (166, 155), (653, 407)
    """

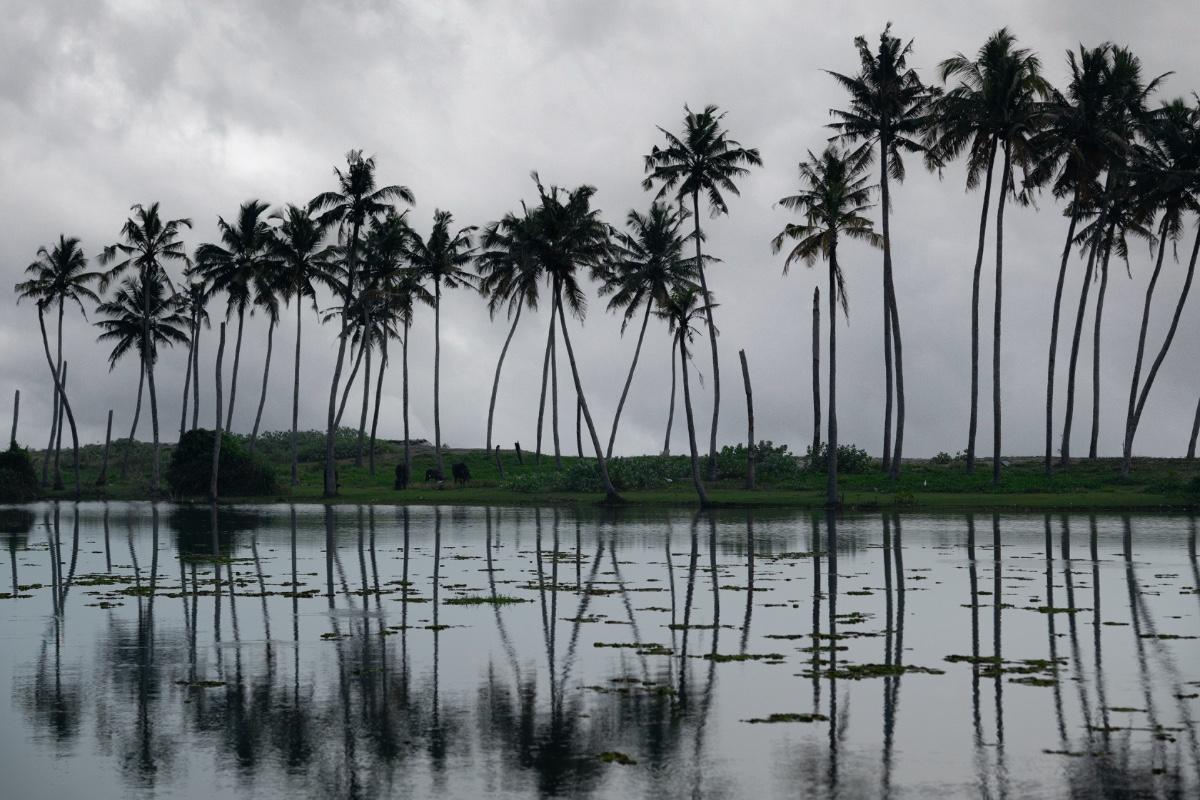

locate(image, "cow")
(451, 462), (471, 487)
(394, 463), (409, 490)
(425, 468), (444, 484)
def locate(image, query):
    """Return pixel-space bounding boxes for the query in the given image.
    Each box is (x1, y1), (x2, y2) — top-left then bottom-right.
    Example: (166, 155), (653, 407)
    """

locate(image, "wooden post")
(211, 323), (226, 502)
(495, 445), (505, 479)
(96, 409), (113, 486)
(9, 389), (17, 447)
(812, 286), (821, 459)
(739, 349), (755, 490)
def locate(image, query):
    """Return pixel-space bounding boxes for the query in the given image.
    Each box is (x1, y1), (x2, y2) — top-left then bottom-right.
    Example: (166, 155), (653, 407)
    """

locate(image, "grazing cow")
(425, 468), (444, 484)
(451, 462), (471, 487)
(394, 463), (409, 490)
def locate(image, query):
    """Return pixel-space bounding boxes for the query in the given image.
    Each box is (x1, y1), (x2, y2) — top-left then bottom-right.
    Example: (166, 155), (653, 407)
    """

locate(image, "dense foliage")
(803, 442), (874, 474)
(0, 444), (40, 503)
(166, 429), (279, 498)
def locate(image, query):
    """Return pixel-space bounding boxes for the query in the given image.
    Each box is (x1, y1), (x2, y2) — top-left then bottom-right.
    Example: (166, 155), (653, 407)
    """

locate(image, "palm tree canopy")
(98, 201), (192, 291)
(1134, 97), (1200, 246)
(176, 265), (213, 329)
(642, 104), (763, 215)
(15, 234), (102, 314)
(195, 198), (276, 316)
(270, 203), (340, 312)
(654, 284), (716, 346)
(599, 201), (701, 331)
(476, 208), (543, 320)
(93, 274), (190, 369)
(771, 145), (882, 316)
(308, 149), (415, 241)
(527, 174), (611, 317)
(405, 209), (478, 293)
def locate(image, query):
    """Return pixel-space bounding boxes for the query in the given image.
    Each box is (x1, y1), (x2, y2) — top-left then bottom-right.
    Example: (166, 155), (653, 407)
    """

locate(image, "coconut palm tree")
(772, 145), (881, 506)
(934, 28), (1049, 483)
(382, 265), (432, 477)
(175, 267), (211, 438)
(827, 23), (937, 479)
(599, 201), (699, 458)
(99, 202), (192, 493)
(271, 203), (339, 486)
(655, 286), (714, 507)
(195, 199), (274, 433)
(405, 209), (477, 478)
(247, 258), (283, 455)
(643, 104), (762, 479)
(528, 175), (621, 502)
(13, 235), (101, 488)
(308, 150), (414, 497)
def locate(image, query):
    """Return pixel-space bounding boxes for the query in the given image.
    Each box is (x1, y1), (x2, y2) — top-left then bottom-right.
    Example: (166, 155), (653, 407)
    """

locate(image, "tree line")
(13, 25), (1200, 507)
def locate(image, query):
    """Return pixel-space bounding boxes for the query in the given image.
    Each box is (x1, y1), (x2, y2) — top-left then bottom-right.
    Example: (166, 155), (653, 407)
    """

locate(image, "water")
(1, 503), (1197, 799)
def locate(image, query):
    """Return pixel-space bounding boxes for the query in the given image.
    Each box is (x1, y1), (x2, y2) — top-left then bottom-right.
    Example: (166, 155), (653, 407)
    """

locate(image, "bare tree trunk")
(1121, 220), (1169, 476)
(180, 314), (196, 442)
(692, 191), (721, 481)
(212, 322), (227, 502)
(37, 307), (80, 499)
(191, 311), (201, 431)
(880, 148), (906, 481)
(290, 300), (302, 486)
(96, 409), (113, 486)
(606, 300), (654, 458)
(827, 248), (839, 507)
(992, 141), (1011, 486)
(42, 300), (65, 488)
(146, 342), (162, 494)
(739, 349), (754, 490)
(1089, 225), (1114, 460)
(678, 331), (710, 507)
(402, 325), (411, 477)
(550, 304), (562, 469)
(575, 394), (583, 459)
(535, 304), (554, 464)
(1044, 201), (1080, 474)
(1188, 396), (1200, 460)
(249, 320), (275, 455)
(121, 365), (145, 480)
(1061, 212), (1106, 467)
(335, 338), (365, 428)
(812, 286), (821, 458)
(355, 329), (371, 468)
(486, 304), (523, 453)
(225, 304), (246, 431)
(662, 345), (676, 457)
(882, 271), (893, 474)
(967, 138), (997, 474)
(433, 279), (444, 478)
(53, 362), (67, 490)
(369, 338), (387, 477)
(10, 388), (18, 447)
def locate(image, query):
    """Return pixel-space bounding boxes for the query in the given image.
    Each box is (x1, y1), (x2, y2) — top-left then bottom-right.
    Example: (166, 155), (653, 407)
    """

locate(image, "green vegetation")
(0, 444), (40, 503)
(166, 429), (279, 498)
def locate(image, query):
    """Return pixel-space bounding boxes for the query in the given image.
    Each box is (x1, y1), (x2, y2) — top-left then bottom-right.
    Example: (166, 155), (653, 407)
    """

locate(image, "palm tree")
(528, 175), (621, 502)
(643, 104), (762, 479)
(195, 199), (274, 433)
(308, 150), (414, 497)
(247, 258), (283, 455)
(99, 202), (192, 493)
(827, 23), (936, 480)
(175, 267), (211, 439)
(935, 28), (1049, 483)
(93, 275), (189, 482)
(13, 235), (101, 488)
(772, 145), (880, 506)
(405, 209), (477, 478)
(271, 203), (339, 486)
(599, 202), (699, 458)
(384, 266), (432, 477)
(655, 286), (714, 506)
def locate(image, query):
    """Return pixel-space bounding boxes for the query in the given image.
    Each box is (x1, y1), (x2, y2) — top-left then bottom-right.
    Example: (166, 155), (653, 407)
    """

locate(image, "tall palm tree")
(384, 266), (432, 477)
(643, 104), (762, 479)
(405, 209), (477, 478)
(247, 258), (284, 455)
(195, 199), (274, 433)
(529, 175), (621, 502)
(772, 145), (880, 506)
(14, 235), (101, 488)
(308, 150), (414, 497)
(828, 23), (937, 479)
(175, 267), (211, 438)
(93, 275), (189, 482)
(599, 201), (699, 458)
(99, 202), (192, 493)
(655, 286), (714, 507)
(271, 203), (339, 486)
(935, 28), (1049, 483)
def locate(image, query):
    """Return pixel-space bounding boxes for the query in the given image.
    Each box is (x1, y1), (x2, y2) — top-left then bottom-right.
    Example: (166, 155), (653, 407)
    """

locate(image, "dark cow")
(451, 462), (471, 487)
(425, 468), (444, 484)
(394, 463), (409, 490)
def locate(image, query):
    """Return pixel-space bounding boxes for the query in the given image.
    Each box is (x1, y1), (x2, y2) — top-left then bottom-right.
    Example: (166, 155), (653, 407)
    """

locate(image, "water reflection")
(2, 503), (1198, 799)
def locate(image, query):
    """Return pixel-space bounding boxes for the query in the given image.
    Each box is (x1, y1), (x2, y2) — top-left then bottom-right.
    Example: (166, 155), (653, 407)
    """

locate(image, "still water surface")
(1, 503), (1198, 799)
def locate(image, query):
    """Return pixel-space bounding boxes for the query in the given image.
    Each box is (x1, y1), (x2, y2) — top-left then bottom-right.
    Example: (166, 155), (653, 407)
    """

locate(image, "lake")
(1, 503), (1197, 799)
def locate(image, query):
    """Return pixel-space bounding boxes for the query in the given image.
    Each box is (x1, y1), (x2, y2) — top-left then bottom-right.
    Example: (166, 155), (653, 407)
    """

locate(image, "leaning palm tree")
(308, 150), (414, 497)
(934, 28), (1049, 483)
(99, 202), (192, 493)
(772, 145), (881, 506)
(13, 235), (101, 488)
(655, 286), (714, 507)
(599, 201), (699, 458)
(405, 209), (477, 478)
(195, 198), (274, 433)
(175, 267), (212, 438)
(643, 104), (762, 479)
(828, 24), (937, 479)
(271, 203), (339, 485)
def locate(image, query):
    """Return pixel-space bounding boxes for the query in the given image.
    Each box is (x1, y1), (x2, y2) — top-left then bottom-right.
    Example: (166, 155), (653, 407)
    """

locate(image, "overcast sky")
(3, 0), (1200, 460)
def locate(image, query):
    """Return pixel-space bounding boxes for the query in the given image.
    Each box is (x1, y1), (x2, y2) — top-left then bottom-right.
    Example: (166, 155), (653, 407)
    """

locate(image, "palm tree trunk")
(1125, 226), (1200, 473)
(535, 304), (554, 464)
(1089, 225), (1115, 460)
(324, 220), (363, 497)
(37, 306), (80, 499)
(662, 345), (676, 457)
(1061, 210), (1107, 467)
(554, 290), (620, 502)
(550, 308), (562, 469)
(575, 394), (583, 458)
(212, 322), (226, 501)
(882, 275), (893, 474)
(402, 324), (411, 477)
(335, 338), (365, 428)
(1044, 200), (1081, 475)
(290, 301), (302, 486)
(992, 141), (1011, 486)
(9, 388), (17, 447)
(146, 344), (162, 493)
(96, 409), (113, 486)
(678, 331), (710, 507)
(486, 304), (523, 453)
(41, 302), (64, 487)
(881, 148), (906, 480)
(180, 315), (196, 441)
(739, 349), (754, 490)
(827, 248), (839, 506)
(53, 362), (67, 490)
(812, 286), (821, 458)
(225, 304), (246, 432)
(355, 327), (371, 468)
(433, 279), (444, 477)
(121, 366), (145, 479)
(1188, 397), (1200, 460)
(369, 338), (387, 477)
(191, 311), (201, 431)
(967, 137), (998, 474)
(606, 300), (654, 458)
(1121, 219), (1170, 476)
(249, 320), (275, 455)
(692, 191), (722, 481)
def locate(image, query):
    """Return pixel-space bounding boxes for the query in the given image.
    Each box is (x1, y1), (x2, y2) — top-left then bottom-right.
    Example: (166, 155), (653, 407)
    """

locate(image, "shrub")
(167, 429), (279, 498)
(0, 444), (40, 503)
(803, 442), (874, 474)
(716, 441), (803, 483)
(930, 451), (953, 465)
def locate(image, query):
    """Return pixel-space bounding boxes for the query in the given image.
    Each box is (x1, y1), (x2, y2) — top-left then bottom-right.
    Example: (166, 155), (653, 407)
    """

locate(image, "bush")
(0, 444), (39, 503)
(716, 441), (803, 483)
(930, 451), (954, 465)
(167, 429), (279, 498)
(803, 442), (874, 474)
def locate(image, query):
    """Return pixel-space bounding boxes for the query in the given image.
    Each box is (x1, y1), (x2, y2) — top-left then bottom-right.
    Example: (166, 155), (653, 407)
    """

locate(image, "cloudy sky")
(3, 0), (1199, 460)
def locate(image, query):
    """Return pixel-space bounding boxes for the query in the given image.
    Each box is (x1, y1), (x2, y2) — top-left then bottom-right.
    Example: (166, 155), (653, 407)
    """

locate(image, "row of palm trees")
(15, 25), (1200, 507)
